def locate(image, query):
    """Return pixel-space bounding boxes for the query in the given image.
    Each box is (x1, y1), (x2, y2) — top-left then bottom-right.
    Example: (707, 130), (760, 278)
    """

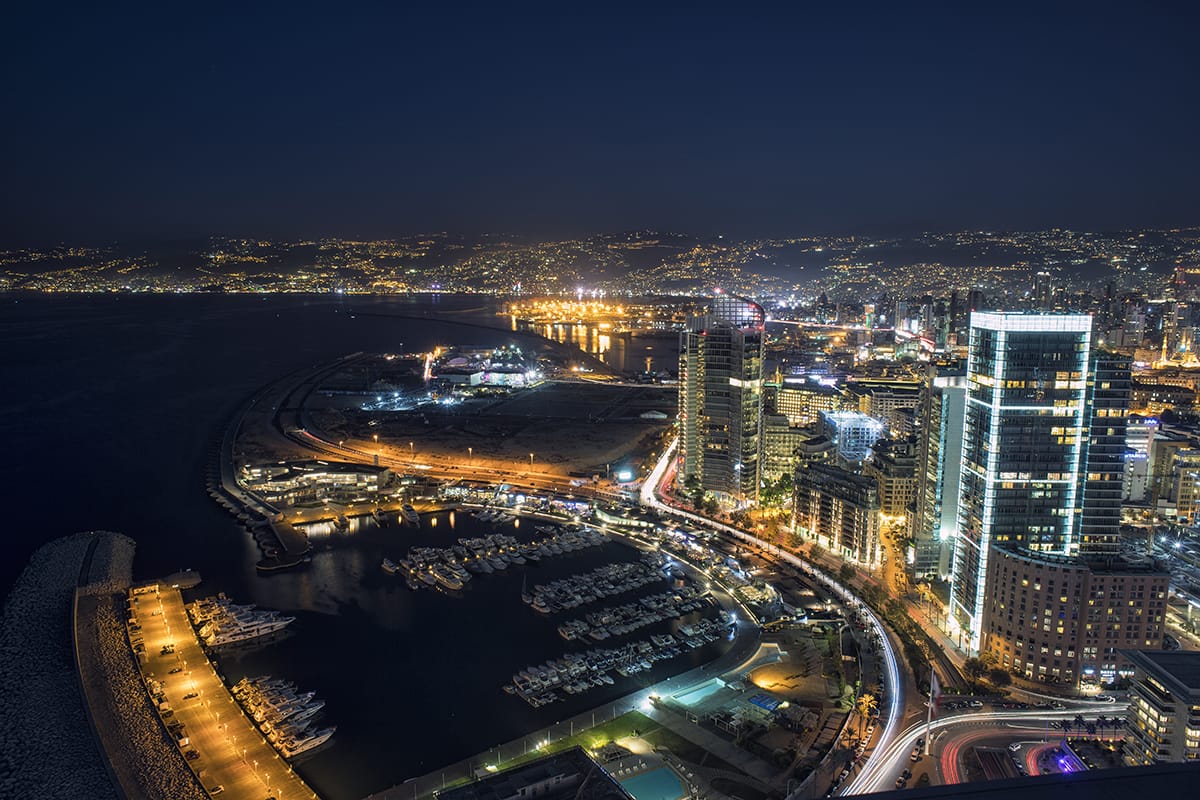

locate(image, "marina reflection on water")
(207, 510), (731, 799)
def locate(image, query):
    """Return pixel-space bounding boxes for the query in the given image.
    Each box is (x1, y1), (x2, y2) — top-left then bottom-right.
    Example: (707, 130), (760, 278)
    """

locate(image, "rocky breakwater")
(0, 532), (125, 798)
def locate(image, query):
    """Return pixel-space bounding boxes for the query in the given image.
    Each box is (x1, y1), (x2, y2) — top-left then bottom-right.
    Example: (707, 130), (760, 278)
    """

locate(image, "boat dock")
(363, 599), (763, 800)
(126, 582), (319, 800)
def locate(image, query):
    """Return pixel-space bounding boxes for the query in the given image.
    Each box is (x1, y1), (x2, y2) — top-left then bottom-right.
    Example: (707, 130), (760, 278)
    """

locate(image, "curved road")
(637, 439), (905, 800)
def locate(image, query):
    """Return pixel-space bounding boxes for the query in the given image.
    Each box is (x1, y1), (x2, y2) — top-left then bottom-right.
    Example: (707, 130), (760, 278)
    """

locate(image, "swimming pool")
(620, 767), (686, 800)
(673, 678), (722, 707)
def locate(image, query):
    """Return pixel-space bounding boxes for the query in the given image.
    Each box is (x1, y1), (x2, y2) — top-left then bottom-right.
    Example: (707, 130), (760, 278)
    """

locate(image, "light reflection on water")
(208, 511), (731, 799)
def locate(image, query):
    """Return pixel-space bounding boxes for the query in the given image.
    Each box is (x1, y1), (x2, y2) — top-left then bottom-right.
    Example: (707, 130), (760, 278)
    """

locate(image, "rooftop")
(1123, 650), (1200, 693)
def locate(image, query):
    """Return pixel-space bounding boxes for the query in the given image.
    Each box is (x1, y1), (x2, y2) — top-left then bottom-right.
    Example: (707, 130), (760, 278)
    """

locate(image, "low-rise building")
(770, 380), (847, 427)
(239, 460), (392, 505)
(820, 410), (887, 465)
(1122, 650), (1200, 765)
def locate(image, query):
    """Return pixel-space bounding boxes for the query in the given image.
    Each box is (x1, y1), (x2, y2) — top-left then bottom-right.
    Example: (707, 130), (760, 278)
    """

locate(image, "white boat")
(401, 504), (420, 525)
(381, 558), (399, 574)
(280, 726), (336, 757)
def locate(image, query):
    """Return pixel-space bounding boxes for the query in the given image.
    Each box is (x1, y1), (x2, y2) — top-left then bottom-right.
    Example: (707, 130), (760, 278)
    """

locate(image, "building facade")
(865, 437), (920, 519)
(820, 410), (887, 465)
(980, 547), (1169, 687)
(793, 462), (881, 566)
(1124, 415), (1157, 503)
(913, 368), (966, 581)
(678, 295), (765, 505)
(771, 380), (847, 427)
(1123, 651), (1200, 765)
(1078, 352), (1131, 555)
(761, 413), (808, 483)
(950, 312), (1095, 651)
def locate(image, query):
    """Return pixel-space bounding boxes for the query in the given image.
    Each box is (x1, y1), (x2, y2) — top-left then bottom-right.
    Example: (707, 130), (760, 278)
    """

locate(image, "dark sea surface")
(0, 293), (719, 799)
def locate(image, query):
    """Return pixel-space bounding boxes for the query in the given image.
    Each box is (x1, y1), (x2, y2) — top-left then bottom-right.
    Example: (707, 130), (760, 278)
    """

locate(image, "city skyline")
(7, 3), (1200, 798)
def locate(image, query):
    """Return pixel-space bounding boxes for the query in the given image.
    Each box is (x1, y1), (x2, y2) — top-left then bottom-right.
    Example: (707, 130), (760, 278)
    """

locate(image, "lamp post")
(468, 446), (473, 465)
(529, 453), (535, 468)
(409, 441), (414, 457)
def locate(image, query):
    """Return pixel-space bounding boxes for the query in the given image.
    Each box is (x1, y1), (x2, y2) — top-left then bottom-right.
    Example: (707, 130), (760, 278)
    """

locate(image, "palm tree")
(1059, 719), (1073, 741)
(856, 693), (879, 739)
(1096, 715), (1109, 740)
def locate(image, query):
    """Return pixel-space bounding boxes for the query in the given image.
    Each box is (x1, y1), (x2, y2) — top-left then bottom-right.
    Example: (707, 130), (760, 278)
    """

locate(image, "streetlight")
(529, 453), (535, 468)
(409, 441), (414, 456)
(468, 446), (473, 464)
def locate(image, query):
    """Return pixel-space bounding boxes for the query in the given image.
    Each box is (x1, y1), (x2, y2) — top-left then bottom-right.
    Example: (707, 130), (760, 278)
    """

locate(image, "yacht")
(432, 565), (465, 591)
(280, 726), (336, 757)
(400, 504), (420, 525)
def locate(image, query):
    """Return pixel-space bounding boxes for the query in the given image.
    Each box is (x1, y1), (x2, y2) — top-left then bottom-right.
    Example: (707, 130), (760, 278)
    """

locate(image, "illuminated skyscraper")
(677, 295), (765, 505)
(912, 365), (966, 581)
(950, 312), (1094, 651)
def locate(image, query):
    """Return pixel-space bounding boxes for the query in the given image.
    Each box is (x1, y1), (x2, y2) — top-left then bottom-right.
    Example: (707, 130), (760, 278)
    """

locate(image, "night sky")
(3, 2), (1198, 244)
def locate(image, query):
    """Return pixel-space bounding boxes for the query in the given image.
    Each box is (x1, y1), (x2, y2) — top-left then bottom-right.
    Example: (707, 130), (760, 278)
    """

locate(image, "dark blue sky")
(3, 2), (1197, 244)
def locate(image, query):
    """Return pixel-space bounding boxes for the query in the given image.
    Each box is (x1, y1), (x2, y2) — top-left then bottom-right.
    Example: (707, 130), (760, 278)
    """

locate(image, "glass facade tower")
(678, 295), (765, 504)
(950, 312), (1093, 650)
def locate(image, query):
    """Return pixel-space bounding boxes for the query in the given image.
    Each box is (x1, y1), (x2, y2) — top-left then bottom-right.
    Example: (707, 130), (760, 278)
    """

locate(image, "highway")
(638, 438), (905, 800)
(131, 584), (317, 800)
(844, 706), (1119, 793)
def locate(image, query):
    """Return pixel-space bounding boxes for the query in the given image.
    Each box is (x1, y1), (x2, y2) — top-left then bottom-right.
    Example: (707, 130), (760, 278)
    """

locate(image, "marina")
(555, 585), (715, 641)
(507, 616), (733, 707)
(527, 554), (669, 613)
(380, 524), (609, 592)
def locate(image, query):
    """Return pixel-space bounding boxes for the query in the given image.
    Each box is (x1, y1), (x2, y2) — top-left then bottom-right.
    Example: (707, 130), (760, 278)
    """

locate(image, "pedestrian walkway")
(131, 585), (318, 800)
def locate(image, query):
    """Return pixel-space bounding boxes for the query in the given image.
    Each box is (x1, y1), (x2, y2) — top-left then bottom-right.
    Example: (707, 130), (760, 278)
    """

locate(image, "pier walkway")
(130, 583), (319, 800)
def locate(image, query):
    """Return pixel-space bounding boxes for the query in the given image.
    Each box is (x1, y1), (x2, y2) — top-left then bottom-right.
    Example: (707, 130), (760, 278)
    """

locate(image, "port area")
(366, 589), (764, 800)
(126, 581), (318, 800)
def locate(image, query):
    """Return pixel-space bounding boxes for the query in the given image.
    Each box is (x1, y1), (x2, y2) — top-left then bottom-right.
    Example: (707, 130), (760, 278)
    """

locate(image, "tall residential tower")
(950, 312), (1094, 650)
(678, 295), (765, 505)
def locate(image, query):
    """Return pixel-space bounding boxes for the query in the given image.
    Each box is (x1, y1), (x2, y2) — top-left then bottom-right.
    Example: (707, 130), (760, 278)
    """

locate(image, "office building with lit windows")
(950, 312), (1096, 650)
(677, 295), (765, 505)
(1123, 650), (1200, 765)
(912, 366), (966, 581)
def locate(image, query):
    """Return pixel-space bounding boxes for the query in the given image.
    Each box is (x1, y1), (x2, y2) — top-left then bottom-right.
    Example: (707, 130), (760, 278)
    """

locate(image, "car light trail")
(640, 439), (904, 799)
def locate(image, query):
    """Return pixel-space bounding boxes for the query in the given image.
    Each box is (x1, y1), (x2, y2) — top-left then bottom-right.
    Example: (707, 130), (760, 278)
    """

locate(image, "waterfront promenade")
(131, 583), (318, 800)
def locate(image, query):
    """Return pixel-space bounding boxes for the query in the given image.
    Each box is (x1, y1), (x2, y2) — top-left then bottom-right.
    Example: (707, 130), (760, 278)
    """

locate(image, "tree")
(963, 657), (987, 688)
(1096, 715), (1109, 740)
(1059, 719), (1072, 740)
(855, 693), (879, 738)
(988, 668), (1012, 688)
(839, 563), (856, 583)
